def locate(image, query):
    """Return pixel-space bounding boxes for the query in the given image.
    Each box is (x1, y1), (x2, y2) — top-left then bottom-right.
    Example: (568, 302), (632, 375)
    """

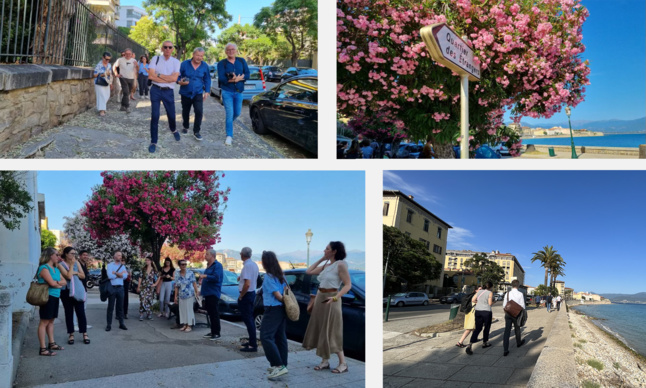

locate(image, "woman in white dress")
(93, 52), (114, 116)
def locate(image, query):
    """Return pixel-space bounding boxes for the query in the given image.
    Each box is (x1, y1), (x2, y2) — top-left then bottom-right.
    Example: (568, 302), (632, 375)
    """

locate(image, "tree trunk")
(544, 268), (549, 288)
(435, 143), (456, 159)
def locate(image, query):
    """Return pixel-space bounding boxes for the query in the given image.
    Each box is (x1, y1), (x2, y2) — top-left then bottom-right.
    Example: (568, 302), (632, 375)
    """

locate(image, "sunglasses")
(163, 46), (173, 49)
(180, 263), (187, 266)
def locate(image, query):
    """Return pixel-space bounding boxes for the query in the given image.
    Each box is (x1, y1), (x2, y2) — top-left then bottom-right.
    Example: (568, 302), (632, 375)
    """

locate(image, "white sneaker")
(74, 326), (79, 332)
(268, 366), (288, 379)
(225, 136), (232, 146)
(86, 325), (92, 329)
(267, 366), (277, 373)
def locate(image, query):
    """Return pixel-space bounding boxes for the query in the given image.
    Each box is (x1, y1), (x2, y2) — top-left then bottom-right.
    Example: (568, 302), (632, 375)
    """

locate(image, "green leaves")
(0, 171), (33, 231)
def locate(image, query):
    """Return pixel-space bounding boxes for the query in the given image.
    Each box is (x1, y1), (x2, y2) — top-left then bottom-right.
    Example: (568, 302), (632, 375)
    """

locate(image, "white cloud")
(383, 171), (439, 204)
(447, 225), (475, 249)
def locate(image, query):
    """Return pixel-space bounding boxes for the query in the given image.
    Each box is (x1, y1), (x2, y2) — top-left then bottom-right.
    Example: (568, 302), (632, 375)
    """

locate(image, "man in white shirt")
(147, 40), (181, 153)
(556, 295), (562, 311)
(238, 247), (259, 352)
(106, 251), (128, 331)
(502, 279), (526, 356)
(113, 48), (138, 113)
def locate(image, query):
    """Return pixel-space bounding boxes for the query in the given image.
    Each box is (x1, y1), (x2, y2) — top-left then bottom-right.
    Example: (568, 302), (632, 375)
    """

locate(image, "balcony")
(86, 0), (117, 14)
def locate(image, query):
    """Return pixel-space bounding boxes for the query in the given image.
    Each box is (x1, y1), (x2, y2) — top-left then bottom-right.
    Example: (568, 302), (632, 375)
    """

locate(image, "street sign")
(421, 23), (480, 81)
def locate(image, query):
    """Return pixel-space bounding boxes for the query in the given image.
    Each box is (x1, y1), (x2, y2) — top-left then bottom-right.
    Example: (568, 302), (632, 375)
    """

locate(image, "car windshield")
(350, 272), (365, 293)
(222, 270), (238, 286)
(248, 68), (262, 81)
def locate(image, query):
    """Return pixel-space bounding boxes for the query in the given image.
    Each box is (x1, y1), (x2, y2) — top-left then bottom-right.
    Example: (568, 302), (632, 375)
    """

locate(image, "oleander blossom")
(337, 0), (590, 157)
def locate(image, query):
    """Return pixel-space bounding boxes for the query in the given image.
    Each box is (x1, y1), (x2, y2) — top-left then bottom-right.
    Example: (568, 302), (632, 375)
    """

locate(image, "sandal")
(313, 361), (330, 371)
(48, 342), (64, 351)
(180, 326), (187, 331)
(184, 326), (192, 332)
(39, 347), (56, 356)
(331, 363), (349, 374)
(456, 342), (466, 348)
(83, 334), (91, 344)
(68, 334), (74, 345)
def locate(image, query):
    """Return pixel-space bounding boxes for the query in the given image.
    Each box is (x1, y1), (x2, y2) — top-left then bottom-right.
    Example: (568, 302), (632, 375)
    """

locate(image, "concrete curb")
(527, 307), (577, 388)
(11, 307), (33, 387)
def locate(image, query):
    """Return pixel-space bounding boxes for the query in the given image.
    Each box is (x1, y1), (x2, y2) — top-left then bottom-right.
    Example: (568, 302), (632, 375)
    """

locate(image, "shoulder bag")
(463, 291), (484, 330)
(147, 56), (161, 87)
(504, 291), (523, 318)
(26, 268), (50, 306)
(69, 263), (86, 302)
(283, 285), (300, 321)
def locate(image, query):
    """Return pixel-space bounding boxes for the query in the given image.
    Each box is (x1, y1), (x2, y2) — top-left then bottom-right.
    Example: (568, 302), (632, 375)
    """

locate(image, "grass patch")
(574, 343), (583, 349)
(587, 359), (604, 371)
(579, 339), (587, 344)
(415, 311), (465, 335)
(613, 362), (621, 369)
(582, 381), (600, 388)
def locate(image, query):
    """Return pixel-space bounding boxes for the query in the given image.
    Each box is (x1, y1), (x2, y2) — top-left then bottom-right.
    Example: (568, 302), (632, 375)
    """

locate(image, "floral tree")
(160, 243), (206, 266)
(64, 211), (140, 264)
(337, 0), (590, 157)
(82, 171), (229, 269)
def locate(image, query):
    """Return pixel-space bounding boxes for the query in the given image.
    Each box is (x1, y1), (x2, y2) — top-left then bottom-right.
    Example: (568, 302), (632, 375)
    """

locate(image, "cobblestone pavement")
(7, 86), (303, 159)
(383, 305), (558, 387)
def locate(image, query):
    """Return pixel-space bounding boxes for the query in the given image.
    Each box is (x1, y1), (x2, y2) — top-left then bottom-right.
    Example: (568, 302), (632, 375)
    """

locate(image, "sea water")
(523, 134), (646, 148)
(572, 303), (646, 357)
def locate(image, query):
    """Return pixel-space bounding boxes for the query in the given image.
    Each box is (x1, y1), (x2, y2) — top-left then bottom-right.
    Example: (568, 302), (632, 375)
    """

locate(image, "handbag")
(99, 263), (122, 302)
(306, 294), (316, 314)
(60, 261), (86, 302)
(96, 76), (109, 86)
(504, 291), (524, 318)
(464, 306), (476, 330)
(26, 270), (49, 306)
(283, 285), (300, 321)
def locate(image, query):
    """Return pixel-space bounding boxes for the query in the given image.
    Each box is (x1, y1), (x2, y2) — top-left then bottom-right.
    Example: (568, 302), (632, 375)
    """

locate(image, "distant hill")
(216, 248), (365, 271)
(598, 292), (646, 302)
(519, 117), (646, 134)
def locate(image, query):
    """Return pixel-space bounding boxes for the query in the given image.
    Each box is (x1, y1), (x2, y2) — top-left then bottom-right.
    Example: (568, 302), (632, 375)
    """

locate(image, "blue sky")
(384, 170), (646, 295)
(37, 171), (365, 254)
(506, 0), (646, 125)
(121, 0), (275, 38)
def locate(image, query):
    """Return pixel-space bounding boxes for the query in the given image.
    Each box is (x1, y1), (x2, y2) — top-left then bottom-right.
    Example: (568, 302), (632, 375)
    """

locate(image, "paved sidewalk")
(8, 86), (285, 159)
(15, 291), (364, 387)
(383, 305), (559, 387)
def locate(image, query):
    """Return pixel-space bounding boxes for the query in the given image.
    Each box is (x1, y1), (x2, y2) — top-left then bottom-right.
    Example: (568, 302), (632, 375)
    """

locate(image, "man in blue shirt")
(178, 48), (212, 141)
(106, 251), (128, 331)
(199, 249), (223, 340)
(217, 43), (250, 146)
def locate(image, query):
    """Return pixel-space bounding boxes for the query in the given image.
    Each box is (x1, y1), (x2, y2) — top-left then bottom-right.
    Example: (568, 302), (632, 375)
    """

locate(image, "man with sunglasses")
(147, 40), (181, 153)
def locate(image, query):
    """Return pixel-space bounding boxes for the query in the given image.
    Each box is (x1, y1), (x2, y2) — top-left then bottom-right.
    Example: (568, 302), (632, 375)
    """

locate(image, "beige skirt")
(178, 297), (195, 326)
(302, 291), (343, 359)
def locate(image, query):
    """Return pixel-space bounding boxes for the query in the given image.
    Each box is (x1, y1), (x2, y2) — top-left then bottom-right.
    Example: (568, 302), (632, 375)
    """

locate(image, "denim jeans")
(221, 89), (242, 138)
(260, 306), (288, 367)
(107, 285), (125, 326)
(546, 302), (551, 312)
(181, 94), (204, 134)
(239, 291), (256, 348)
(138, 73), (149, 96)
(150, 85), (176, 144)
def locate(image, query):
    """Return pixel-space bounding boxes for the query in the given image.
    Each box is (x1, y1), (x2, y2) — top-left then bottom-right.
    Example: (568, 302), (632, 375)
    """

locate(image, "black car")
(250, 76), (317, 156)
(261, 66), (283, 82)
(280, 67), (317, 82)
(440, 293), (466, 304)
(253, 268), (365, 361)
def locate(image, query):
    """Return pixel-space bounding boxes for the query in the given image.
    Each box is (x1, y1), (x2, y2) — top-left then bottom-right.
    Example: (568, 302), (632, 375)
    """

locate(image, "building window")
(437, 227), (442, 239)
(433, 245), (442, 254)
(419, 238), (430, 250)
(126, 21), (132, 27)
(406, 209), (413, 223)
(383, 202), (389, 216)
(423, 219), (429, 232)
(404, 232), (411, 237)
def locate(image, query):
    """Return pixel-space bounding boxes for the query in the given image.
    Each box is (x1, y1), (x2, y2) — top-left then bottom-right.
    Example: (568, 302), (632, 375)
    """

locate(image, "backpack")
(459, 291), (476, 313)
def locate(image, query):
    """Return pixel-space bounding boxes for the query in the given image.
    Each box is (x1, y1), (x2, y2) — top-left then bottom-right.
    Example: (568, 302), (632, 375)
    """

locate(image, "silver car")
(383, 292), (429, 307)
(210, 65), (266, 105)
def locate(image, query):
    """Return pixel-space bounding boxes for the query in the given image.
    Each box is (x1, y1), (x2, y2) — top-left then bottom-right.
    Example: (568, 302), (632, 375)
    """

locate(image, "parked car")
(210, 66), (266, 104)
(280, 67), (317, 82)
(253, 268), (365, 361)
(261, 66), (283, 82)
(208, 65), (216, 78)
(250, 76), (317, 156)
(474, 144), (502, 159)
(395, 143), (422, 159)
(440, 293), (466, 304)
(494, 293), (504, 302)
(492, 142), (511, 157)
(383, 292), (429, 307)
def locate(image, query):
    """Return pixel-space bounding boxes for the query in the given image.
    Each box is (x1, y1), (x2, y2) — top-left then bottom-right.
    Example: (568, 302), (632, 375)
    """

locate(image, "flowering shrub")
(82, 171), (229, 268)
(337, 0), (590, 157)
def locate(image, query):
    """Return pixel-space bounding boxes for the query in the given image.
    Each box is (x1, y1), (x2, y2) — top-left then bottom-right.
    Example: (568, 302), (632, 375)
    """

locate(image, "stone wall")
(527, 144), (640, 157)
(0, 65), (95, 154)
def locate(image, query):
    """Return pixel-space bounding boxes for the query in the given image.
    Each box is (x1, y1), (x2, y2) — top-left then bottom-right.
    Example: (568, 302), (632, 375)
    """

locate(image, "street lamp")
(305, 229), (313, 267)
(565, 106), (578, 159)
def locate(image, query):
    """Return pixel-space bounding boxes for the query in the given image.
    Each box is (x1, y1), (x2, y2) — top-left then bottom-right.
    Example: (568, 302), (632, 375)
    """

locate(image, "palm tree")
(531, 245), (563, 288)
(549, 259), (566, 290)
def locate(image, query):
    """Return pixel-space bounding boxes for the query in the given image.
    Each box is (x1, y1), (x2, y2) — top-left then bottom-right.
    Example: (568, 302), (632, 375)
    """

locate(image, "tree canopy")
(214, 24), (291, 65)
(128, 16), (173, 55)
(41, 229), (57, 249)
(463, 253), (504, 286)
(531, 245), (564, 288)
(337, 0), (590, 157)
(0, 171), (34, 231)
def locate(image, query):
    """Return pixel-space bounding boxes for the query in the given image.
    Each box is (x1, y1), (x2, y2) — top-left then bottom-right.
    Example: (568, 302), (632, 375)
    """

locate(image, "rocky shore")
(569, 308), (646, 387)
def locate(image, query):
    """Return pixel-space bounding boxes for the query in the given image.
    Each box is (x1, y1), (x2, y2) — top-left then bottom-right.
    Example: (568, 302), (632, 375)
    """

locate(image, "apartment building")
(115, 6), (147, 29)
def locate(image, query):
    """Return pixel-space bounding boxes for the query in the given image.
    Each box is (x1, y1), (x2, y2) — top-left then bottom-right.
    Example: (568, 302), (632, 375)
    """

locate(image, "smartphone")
(181, 77), (189, 82)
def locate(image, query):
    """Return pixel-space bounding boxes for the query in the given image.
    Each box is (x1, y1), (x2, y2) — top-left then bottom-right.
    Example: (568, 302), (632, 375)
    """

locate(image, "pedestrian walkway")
(15, 291), (364, 387)
(383, 305), (559, 387)
(9, 87), (284, 159)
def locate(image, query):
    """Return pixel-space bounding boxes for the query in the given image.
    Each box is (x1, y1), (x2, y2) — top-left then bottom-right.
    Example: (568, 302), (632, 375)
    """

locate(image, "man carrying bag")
(502, 279), (526, 356)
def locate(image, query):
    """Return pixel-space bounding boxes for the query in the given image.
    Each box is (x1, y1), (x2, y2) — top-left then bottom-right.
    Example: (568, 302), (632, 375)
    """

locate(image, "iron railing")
(1, 0), (147, 67)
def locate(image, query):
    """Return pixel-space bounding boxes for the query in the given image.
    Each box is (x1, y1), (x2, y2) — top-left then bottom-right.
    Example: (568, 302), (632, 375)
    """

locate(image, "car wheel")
(254, 313), (263, 331)
(251, 108), (269, 135)
(422, 300), (429, 306)
(396, 301), (404, 307)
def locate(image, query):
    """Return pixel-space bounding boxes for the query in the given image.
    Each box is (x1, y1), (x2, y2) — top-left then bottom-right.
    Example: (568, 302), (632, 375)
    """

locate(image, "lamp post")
(305, 229), (313, 267)
(565, 107), (578, 159)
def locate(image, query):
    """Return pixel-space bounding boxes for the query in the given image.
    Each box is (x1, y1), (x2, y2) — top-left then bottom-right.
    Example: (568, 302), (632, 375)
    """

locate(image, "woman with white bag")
(58, 247), (90, 345)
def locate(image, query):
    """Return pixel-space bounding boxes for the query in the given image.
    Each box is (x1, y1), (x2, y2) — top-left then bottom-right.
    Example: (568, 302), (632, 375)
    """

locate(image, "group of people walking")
(33, 241), (352, 380)
(92, 41), (249, 153)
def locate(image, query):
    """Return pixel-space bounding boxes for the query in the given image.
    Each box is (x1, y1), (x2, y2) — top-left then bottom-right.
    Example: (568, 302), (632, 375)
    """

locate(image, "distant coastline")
(522, 133), (645, 148)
